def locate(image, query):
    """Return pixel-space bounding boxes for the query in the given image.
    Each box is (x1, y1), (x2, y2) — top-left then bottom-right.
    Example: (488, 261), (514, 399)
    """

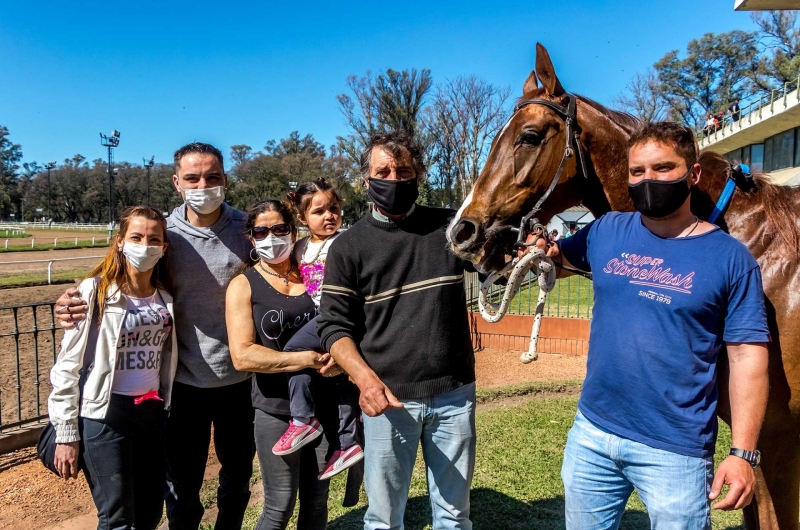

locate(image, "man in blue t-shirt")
(537, 122), (769, 529)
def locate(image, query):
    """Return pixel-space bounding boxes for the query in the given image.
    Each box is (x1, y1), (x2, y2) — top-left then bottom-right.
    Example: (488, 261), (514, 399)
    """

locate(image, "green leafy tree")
(654, 30), (759, 127)
(0, 126), (22, 220)
(750, 10), (800, 93)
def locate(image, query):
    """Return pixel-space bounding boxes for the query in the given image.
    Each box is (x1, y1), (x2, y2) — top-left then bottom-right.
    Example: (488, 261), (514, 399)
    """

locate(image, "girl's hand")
(320, 357), (344, 377)
(54, 442), (80, 479)
(300, 351), (330, 369)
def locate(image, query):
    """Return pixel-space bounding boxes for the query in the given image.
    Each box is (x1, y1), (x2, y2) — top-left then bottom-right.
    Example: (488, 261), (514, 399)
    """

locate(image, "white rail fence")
(2, 237), (111, 249)
(0, 256), (104, 284)
(0, 222), (115, 231)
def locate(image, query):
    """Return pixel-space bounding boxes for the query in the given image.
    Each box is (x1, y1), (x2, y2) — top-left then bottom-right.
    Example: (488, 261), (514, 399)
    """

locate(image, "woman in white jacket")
(48, 206), (177, 530)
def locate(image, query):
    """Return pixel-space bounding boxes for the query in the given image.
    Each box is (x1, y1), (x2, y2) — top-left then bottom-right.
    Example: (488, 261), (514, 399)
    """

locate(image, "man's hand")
(709, 455), (756, 510)
(54, 441), (80, 479)
(55, 288), (88, 329)
(517, 230), (559, 259)
(357, 376), (403, 417)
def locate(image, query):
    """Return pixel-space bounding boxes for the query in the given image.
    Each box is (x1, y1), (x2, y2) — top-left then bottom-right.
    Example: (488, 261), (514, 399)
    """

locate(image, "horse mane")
(699, 150), (800, 258)
(514, 90), (641, 132)
(576, 95), (641, 132)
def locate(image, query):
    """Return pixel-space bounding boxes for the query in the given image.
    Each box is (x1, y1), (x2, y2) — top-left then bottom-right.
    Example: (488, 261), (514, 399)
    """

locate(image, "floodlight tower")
(44, 161), (56, 221)
(143, 156), (155, 206)
(100, 130), (121, 236)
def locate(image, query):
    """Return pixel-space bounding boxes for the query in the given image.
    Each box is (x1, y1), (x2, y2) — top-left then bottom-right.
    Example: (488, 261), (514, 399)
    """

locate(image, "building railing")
(697, 73), (800, 145)
(0, 302), (61, 432)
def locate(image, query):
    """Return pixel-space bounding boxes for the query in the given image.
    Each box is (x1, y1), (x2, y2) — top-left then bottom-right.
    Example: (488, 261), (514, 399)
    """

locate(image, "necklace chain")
(259, 260), (294, 285)
(681, 216), (700, 238)
(301, 236), (333, 265)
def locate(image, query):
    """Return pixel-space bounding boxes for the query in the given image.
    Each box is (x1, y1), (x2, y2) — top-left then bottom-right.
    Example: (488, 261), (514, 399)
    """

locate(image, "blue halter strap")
(708, 164), (751, 225)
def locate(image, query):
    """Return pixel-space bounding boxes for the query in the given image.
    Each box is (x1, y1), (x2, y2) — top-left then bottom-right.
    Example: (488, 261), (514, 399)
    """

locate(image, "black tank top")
(244, 267), (317, 415)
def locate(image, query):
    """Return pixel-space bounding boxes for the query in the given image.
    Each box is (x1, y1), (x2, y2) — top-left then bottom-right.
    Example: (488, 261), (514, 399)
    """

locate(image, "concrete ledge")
(0, 422), (47, 453)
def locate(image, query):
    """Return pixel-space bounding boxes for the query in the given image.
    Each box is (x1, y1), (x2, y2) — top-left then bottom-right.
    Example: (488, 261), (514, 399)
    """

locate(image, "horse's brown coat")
(450, 43), (800, 529)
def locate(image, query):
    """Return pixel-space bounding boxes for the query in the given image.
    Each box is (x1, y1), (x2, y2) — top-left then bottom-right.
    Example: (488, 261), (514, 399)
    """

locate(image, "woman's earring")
(249, 248), (259, 262)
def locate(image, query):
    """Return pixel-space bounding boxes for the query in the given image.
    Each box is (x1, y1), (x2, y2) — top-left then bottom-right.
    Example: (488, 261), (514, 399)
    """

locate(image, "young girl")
(48, 206), (176, 530)
(273, 178), (363, 480)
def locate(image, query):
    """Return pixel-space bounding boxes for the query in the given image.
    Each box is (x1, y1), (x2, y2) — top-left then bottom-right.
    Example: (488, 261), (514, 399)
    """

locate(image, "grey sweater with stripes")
(317, 206), (475, 400)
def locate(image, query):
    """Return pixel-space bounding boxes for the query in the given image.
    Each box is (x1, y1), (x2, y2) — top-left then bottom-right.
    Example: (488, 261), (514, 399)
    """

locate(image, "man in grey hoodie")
(56, 142), (254, 530)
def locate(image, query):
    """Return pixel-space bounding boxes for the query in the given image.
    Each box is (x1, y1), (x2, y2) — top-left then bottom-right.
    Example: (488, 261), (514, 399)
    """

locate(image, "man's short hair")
(173, 142), (224, 172)
(627, 122), (698, 171)
(360, 130), (426, 180)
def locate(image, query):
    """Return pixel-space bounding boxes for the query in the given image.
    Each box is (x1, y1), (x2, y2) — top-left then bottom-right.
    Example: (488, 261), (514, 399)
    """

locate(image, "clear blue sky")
(1, 0), (758, 169)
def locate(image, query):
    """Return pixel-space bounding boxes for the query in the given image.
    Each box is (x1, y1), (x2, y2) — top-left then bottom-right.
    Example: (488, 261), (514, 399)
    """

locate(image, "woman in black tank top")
(226, 200), (342, 529)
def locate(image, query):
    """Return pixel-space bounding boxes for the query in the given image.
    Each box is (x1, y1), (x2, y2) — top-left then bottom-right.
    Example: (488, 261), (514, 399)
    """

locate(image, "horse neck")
(575, 100), (638, 216)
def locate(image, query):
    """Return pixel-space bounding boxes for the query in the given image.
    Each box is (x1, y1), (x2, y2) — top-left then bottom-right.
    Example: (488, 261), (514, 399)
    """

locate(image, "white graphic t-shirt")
(111, 293), (172, 396)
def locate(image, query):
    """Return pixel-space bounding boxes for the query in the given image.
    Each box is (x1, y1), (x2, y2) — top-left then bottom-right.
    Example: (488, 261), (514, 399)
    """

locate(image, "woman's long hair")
(86, 206), (173, 319)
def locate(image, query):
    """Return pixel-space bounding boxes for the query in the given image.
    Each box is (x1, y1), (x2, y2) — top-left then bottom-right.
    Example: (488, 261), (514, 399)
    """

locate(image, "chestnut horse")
(449, 43), (800, 529)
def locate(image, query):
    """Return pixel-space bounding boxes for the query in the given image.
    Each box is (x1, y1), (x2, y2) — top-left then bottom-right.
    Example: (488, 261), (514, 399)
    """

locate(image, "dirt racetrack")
(0, 248), (104, 278)
(0, 347), (587, 529)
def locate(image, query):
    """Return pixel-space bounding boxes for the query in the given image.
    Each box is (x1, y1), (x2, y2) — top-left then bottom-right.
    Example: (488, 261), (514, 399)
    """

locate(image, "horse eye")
(518, 131), (542, 146)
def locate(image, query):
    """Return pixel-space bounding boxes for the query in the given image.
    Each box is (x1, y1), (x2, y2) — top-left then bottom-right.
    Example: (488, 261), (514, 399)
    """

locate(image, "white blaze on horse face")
(447, 189), (474, 243)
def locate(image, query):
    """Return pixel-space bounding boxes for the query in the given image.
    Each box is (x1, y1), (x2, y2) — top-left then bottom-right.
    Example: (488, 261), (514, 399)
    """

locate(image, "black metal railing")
(0, 302), (61, 431)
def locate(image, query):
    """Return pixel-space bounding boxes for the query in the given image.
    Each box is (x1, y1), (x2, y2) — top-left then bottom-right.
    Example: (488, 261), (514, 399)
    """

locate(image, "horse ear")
(522, 70), (539, 94)
(535, 43), (565, 97)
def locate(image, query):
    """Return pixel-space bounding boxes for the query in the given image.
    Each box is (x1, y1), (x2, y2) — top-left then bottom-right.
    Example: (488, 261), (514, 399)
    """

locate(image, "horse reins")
(509, 93), (590, 249)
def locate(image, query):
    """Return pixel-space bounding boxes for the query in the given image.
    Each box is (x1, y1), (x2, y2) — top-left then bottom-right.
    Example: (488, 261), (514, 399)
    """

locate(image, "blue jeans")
(363, 382), (476, 530)
(561, 411), (714, 530)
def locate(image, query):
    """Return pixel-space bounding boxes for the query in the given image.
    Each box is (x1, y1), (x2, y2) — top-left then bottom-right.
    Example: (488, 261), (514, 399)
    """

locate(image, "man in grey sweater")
(56, 143), (254, 530)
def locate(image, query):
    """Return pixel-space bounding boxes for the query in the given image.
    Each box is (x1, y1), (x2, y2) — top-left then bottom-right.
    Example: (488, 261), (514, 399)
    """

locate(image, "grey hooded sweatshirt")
(167, 202), (252, 388)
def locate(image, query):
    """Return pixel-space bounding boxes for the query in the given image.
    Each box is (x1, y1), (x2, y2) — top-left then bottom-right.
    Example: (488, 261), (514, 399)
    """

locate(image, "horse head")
(448, 43), (618, 272)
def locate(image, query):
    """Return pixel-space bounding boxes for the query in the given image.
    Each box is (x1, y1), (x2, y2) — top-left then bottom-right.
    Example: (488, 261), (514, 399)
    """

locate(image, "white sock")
(292, 417), (311, 427)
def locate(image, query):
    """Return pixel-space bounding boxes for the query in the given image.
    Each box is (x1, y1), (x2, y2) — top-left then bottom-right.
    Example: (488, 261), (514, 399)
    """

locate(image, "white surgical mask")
(121, 241), (164, 272)
(179, 184), (226, 215)
(254, 234), (293, 264)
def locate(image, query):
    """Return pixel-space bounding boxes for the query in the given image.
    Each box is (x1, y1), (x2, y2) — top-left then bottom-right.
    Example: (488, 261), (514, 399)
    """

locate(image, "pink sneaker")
(318, 444), (364, 480)
(272, 418), (323, 455)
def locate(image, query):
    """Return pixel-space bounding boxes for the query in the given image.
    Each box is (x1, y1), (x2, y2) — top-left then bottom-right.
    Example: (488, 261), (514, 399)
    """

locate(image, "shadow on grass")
(329, 488), (654, 530)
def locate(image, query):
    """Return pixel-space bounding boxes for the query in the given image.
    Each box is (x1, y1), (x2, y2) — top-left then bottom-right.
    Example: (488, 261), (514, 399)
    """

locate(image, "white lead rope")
(477, 247), (557, 364)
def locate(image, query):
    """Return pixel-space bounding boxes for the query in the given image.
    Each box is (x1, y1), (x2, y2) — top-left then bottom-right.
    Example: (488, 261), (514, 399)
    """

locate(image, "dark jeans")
(254, 409), (329, 530)
(164, 379), (255, 530)
(80, 394), (166, 530)
(284, 317), (360, 450)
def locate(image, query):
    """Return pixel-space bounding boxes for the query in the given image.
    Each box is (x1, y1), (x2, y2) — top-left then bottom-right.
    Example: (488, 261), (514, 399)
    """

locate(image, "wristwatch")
(730, 448), (761, 468)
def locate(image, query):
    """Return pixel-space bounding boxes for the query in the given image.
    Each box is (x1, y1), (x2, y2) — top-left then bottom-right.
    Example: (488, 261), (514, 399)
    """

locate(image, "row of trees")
(6, 9), (793, 222)
(614, 10), (800, 127)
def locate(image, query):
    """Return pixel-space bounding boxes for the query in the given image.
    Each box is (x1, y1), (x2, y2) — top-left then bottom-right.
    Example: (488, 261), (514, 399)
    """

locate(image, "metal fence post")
(75, 237), (78, 246)
(47, 261), (53, 284)
(53, 238), (58, 247)
(31, 238), (35, 248)
(92, 236), (95, 246)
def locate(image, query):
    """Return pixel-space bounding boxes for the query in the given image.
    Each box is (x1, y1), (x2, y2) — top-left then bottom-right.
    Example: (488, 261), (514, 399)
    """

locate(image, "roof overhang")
(735, 0), (800, 10)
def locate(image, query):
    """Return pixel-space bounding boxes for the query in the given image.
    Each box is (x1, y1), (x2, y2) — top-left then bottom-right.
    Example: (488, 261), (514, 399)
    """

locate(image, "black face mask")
(628, 170), (692, 219)
(367, 177), (419, 216)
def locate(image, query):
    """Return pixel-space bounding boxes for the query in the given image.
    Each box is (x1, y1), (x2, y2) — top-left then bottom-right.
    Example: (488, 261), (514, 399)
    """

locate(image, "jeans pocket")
(85, 435), (126, 478)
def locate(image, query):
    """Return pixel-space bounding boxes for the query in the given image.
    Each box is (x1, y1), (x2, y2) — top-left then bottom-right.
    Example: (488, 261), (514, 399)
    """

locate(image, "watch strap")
(729, 448), (761, 468)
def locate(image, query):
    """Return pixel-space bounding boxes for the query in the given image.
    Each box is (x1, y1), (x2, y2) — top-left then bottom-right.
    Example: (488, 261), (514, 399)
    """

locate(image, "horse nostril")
(451, 219), (478, 247)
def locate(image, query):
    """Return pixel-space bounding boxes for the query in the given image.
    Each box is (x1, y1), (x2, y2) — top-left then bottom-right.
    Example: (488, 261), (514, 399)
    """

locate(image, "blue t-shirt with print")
(560, 212), (769, 458)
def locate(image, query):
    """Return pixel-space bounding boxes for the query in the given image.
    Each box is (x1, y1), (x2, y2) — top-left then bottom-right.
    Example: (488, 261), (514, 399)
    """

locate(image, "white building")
(699, 0), (800, 186)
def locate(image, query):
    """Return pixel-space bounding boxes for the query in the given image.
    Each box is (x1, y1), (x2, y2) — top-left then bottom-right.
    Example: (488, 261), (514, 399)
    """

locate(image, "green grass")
(0, 240), (109, 253)
(0, 268), (93, 289)
(0, 230), (28, 238)
(472, 276), (595, 319)
(220, 386), (744, 530)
